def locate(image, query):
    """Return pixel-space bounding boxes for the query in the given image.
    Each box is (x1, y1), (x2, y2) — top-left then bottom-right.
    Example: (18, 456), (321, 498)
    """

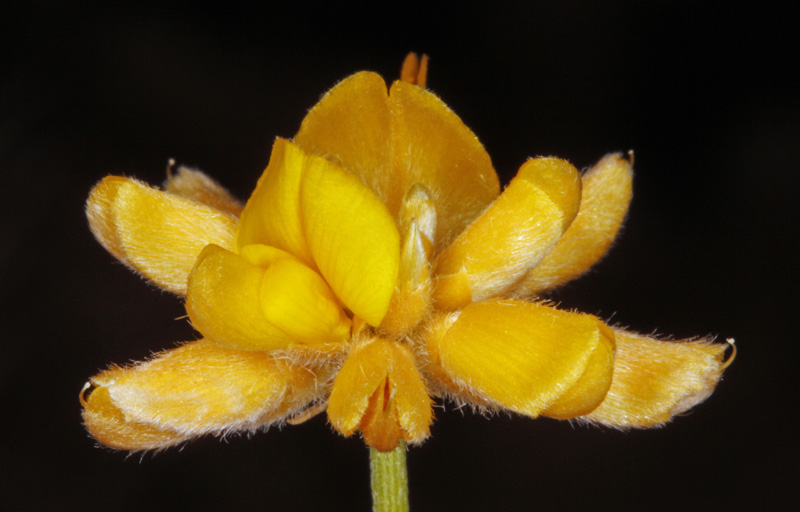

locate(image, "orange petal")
(434, 158), (581, 309)
(186, 244), (295, 351)
(581, 329), (731, 427)
(423, 300), (614, 417)
(513, 153), (633, 296)
(81, 340), (326, 451)
(328, 338), (432, 450)
(87, 176), (237, 295)
(164, 164), (244, 217)
(235, 138), (315, 267)
(295, 73), (500, 246)
(300, 152), (400, 327)
(389, 80), (500, 246)
(294, 72), (393, 203)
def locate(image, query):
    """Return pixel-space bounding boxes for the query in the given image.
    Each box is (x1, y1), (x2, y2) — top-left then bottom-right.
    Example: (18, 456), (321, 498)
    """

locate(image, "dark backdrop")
(3, 2), (797, 511)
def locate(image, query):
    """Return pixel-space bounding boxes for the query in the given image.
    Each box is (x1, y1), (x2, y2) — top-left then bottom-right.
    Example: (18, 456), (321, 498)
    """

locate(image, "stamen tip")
(721, 338), (737, 369)
(400, 52), (429, 89)
(79, 381), (95, 406)
(166, 158), (177, 179)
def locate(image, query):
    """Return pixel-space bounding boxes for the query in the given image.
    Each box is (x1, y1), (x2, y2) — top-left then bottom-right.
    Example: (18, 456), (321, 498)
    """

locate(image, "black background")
(2, 2), (797, 511)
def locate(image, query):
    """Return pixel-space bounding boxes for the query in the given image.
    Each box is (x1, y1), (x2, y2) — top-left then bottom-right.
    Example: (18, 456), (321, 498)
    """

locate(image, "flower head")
(81, 53), (732, 452)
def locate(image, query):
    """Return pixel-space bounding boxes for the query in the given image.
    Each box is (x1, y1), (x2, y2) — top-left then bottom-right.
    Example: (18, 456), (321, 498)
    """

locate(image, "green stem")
(369, 443), (409, 512)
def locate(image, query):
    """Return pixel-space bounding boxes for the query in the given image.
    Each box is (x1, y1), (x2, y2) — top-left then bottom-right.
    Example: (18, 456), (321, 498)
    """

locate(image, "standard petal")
(512, 153), (633, 296)
(81, 340), (327, 451)
(423, 300), (614, 418)
(328, 338), (432, 451)
(87, 176), (237, 295)
(300, 154), (400, 327)
(294, 72), (393, 202)
(434, 158), (581, 310)
(581, 329), (731, 428)
(295, 72), (500, 246)
(389, 80), (500, 245)
(164, 165), (244, 217)
(235, 138), (315, 267)
(186, 244), (295, 351)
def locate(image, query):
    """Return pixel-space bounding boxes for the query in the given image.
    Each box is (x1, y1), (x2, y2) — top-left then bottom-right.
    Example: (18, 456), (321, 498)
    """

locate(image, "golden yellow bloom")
(81, 53), (733, 452)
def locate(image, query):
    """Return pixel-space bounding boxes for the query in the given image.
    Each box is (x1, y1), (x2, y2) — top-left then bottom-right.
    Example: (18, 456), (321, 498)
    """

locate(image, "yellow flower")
(81, 53), (733, 452)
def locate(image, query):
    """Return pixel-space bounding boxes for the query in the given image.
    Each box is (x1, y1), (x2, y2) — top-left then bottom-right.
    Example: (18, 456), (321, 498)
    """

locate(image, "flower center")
(380, 183), (437, 337)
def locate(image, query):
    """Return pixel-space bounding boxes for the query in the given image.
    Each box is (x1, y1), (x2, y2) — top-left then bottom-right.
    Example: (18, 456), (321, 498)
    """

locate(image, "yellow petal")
(300, 153), (400, 327)
(164, 164), (244, 217)
(327, 340), (391, 437)
(238, 243), (298, 267)
(81, 340), (325, 451)
(430, 267), (473, 313)
(542, 323), (616, 418)
(235, 138), (315, 267)
(186, 244), (295, 351)
(260, 258), (351, 344)
(423, 300), (614, 417)
(581, 329), (731, 427)
(87, 176), (237, 295)
(434, 158), (582, 310)
(389, 80), (500, 245)
(513, 153), (633, 296)
(294, 72), (393, 203)
(328, 338), (432, 450)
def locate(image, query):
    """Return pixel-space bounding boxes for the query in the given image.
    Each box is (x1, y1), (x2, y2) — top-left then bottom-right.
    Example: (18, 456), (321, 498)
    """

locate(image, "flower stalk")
(370, 442), (409, 512)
